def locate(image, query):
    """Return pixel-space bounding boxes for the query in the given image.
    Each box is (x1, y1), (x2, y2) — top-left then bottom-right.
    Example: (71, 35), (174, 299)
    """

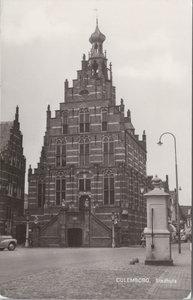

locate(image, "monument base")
(145, 259), (173, 266)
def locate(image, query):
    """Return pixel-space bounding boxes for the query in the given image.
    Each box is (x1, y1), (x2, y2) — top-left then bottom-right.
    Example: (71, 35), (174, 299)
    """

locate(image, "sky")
(1, 0), (192, 205)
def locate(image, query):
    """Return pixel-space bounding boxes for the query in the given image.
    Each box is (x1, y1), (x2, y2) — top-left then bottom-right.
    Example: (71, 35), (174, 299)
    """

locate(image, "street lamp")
(25, 210), (30, 248)
(111, 212), (119, 248)
(157, 132), (181, 254)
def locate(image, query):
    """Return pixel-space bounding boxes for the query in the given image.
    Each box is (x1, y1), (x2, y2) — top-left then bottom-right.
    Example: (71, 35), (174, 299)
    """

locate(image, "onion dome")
(89, 19), (106, 44)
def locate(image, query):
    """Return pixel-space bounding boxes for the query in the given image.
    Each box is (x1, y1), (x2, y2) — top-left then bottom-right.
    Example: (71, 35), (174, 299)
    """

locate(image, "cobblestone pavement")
(0, 243), (191, 299)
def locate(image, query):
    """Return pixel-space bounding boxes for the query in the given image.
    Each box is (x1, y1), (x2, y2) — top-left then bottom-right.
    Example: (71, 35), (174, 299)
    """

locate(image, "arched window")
(37, 181), (45, 208)
(56, 177), (66, 206)
(104, 173), (114, 205)
(79, 109), (90, 133)
(103, 137), (114, 166)
(56, 140), (66, 167)
(80, 138), (89, 166)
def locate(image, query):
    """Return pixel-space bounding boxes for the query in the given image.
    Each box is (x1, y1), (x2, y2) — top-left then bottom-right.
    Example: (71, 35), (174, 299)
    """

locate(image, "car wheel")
(8, 242), (16, 251)
(0, 248), (4, 251)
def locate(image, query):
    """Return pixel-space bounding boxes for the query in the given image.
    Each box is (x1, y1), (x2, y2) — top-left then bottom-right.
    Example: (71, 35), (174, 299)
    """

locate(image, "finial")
(15, 105), (19, 122)
(127, 109), (131, 118)
(94, 8), (98, 25)
(121, 98), (124, 105)
(47, 105), (50, 111)
(82, 53), (86, 60)
(152, 175), (162, 189)
(28, 164), (32, 177)
(142, 130), (146, 142)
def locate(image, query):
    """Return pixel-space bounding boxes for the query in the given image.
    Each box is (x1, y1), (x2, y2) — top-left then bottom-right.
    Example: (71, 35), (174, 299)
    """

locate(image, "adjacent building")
(0, 107), (26, 239)
(28, 21), (148, 247)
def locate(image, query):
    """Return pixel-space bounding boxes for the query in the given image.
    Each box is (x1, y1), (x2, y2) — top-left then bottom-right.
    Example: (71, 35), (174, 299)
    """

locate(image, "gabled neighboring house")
(0, 107), (26, 238)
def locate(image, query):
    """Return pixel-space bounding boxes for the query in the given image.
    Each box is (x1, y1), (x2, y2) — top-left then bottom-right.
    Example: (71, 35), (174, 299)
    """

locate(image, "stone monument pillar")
(144, 175), (173, 265)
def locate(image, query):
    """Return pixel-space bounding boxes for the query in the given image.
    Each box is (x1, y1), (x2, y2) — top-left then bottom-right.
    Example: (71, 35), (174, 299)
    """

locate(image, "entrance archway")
(68, 228), (82, 247)
(16, 224), (26, 244)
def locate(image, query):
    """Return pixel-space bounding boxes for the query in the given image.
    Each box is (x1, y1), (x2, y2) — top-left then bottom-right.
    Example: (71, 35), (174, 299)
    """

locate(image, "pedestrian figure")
(140, 233), (146, 247)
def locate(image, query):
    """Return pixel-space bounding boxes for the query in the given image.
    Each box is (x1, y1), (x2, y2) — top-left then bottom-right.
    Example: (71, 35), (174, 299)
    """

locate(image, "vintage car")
(0, 235), (17, 251)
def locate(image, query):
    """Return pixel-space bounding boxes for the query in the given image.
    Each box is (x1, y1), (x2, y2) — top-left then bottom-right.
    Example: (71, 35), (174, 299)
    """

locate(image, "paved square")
(0, 243), (191, 299)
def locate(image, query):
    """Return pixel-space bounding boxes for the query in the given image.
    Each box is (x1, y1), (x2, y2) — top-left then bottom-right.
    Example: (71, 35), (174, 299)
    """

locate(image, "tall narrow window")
(109, 137), (114, 163)
(103, 137), (114, 166)
(38, 182), (45, 208)
(104, 138), (108, 166)
(56, 178), (66, 206)
(80, 112), (84, 133)
(79, 110), (90, 133)
(85, 111), (90, 132)
(62, 144), (66, 166)
(104, 174), (114, 205)
(56, 141), (61, 167)
(79, 178), (91, 192)
(6, 206), (12, 220)
(102, 110), (107, 131)
(80, 140), (84, 166)
(80, 138), (90, 166)
(63, 111), (68, 134)
(56, 141), (66, 167)
(85, 139), (89, 165)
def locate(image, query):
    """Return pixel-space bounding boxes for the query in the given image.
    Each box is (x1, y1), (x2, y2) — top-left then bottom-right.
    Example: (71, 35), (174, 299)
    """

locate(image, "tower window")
(104, 174), (114, 205)
(56, 178), (66, 206)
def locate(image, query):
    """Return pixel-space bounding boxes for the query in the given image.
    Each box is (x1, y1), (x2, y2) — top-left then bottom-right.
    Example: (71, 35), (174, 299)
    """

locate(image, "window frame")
(37, 182), (45, 208)
(103, 174), (114, 205)
(55, 177), (66, 206)
(56, 140), (67, 167)
(79, 110), (90, 133)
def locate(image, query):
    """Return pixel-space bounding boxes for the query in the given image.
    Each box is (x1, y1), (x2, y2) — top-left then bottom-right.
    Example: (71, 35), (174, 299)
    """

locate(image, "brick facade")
(0, 107), (26, 242)
(28, 21), (147, 247)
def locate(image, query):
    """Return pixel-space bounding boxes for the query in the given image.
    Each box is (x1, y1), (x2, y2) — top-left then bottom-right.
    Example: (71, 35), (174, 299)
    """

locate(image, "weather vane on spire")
(93, 8), (98, 25)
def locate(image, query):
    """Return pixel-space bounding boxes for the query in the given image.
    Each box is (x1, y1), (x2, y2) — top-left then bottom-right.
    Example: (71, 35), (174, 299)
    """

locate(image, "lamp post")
(111, 212), (119, 248)
(140, 187), (145, 234)
(84, 196), (91, 247)
(25, 210), (30, 248)
(157, 132), (181, 254)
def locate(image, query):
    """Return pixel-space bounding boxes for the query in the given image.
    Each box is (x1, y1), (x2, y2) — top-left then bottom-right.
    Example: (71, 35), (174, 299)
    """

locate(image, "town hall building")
(27, 21), (147, 247)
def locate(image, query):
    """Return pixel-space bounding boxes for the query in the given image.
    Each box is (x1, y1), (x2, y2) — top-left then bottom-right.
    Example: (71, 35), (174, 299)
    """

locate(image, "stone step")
(48, 244), (60, 247)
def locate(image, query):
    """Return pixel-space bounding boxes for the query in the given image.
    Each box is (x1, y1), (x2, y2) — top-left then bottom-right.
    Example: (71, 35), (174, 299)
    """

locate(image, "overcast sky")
(1, 0), (192, 205)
